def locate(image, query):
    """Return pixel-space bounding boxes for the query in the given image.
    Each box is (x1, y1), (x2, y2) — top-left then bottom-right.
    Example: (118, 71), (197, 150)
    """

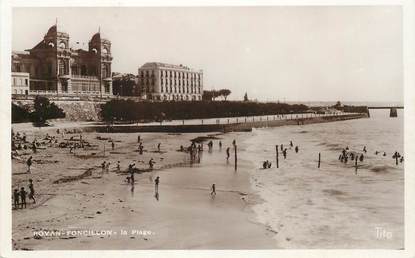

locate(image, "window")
(81, 65), (87, 76)
(25, 79), (28, 86)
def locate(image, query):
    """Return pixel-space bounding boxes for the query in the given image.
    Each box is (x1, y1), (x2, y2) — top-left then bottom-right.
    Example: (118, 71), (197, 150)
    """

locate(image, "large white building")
(138, 62), (203, 101)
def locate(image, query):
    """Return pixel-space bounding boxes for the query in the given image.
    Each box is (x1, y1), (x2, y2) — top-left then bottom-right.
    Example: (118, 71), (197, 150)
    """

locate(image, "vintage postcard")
(0, 1), (414, 258)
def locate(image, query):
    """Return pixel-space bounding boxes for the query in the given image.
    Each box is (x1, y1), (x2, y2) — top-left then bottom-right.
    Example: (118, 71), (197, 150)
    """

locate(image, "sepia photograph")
(1, 1), (414, 257)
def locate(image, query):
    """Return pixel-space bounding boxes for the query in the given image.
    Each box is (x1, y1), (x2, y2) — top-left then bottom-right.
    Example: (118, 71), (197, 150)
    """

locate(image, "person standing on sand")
(13, 189), (20, 209)
(26, 156), (33, 174)
(290, 141), (293, 147)
(111, 141), (115, 150)
(101, 161), (106, 174)
(283, 149), (287, 159)
(157, 143), (161, 152)
(226, 147), (230, 161)
(211, 184), (216, 197)
(295, 146), (299, 153)
(363, 146), (367, 153)
(28, 179), (36, 204)
(106, 162), (110, 172)
(139, 142), (144, 155)
(117, 161), (121, 172)
(137, 135), (141, 143)
(128, 163), (135, 184)
(32, 141), (37, 153)
(219, 141), (222, 150)
(155, 176), (160, 193)
(20, 187), (27, 209)
(149, 158), (155, 170)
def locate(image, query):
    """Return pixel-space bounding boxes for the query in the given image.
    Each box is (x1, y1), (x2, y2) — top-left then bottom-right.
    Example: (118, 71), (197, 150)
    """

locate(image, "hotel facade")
(11, 24), (113, 97)
(138, 62), (203, 101)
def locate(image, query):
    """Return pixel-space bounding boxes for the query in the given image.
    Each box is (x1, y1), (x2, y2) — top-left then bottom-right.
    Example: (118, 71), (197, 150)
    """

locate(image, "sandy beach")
(11, 129), (276, 250)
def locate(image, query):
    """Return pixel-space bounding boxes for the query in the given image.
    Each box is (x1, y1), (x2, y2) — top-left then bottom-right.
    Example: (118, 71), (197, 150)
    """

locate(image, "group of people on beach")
(13, 179), (35, 210)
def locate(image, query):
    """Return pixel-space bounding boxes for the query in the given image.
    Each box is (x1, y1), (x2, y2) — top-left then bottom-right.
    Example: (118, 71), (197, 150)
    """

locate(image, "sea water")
(244, 109), (404, 248)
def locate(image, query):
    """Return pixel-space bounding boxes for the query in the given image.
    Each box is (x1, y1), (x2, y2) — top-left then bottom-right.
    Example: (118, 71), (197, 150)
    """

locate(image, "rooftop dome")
(46, 25), (57, 36)
(91, 32), (101, 42)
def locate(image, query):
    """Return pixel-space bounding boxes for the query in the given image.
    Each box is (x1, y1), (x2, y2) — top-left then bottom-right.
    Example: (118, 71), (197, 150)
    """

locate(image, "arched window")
(59, 41), (66, 48)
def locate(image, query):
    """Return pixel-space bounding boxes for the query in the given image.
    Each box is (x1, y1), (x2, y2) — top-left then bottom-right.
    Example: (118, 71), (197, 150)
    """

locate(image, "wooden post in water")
(318, 152), (321, 168)
(276, 145), (279, 168)
(234, 145), (238, 171)
(355, 156), (358, 174)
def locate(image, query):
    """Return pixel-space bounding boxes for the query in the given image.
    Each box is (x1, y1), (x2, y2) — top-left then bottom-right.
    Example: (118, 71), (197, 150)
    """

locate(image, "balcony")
(71, 74), (100, 81)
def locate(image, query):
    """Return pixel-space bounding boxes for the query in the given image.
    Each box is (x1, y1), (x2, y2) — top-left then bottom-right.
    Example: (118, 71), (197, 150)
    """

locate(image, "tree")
(219, 89), (231, 101)
(333, 101), (342, 110)
(243, 92), (249, 102)
(202, 90), (217, 101)
(31, 96), (65, 126)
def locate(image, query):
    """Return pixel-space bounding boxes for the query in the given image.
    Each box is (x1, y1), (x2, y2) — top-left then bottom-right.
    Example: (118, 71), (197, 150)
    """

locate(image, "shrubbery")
(12, 96), (66, 125)
(12, 103), (31, 123)
(100, 100), (309, 122)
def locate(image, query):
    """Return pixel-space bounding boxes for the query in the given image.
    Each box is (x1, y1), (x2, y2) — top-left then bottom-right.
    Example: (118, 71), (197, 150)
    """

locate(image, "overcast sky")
(12, 6), (402, 102)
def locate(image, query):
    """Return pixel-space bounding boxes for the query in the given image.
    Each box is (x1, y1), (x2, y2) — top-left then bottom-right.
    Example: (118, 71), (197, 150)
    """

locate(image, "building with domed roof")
(11, 24), (113, 97)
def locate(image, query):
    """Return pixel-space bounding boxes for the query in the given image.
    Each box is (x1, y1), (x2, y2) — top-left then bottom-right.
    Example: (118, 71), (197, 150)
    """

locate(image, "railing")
(131, 111), (364, 127)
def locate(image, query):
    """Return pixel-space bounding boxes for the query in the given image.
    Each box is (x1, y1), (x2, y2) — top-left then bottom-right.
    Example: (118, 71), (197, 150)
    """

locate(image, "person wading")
(155, 176), (160, 194)
(210, 183), (216, 197)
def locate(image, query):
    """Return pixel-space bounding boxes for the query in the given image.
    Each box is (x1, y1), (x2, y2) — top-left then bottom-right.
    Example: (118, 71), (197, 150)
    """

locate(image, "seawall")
(94, 113), (368, 133)
(12, 99), (104, 121)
